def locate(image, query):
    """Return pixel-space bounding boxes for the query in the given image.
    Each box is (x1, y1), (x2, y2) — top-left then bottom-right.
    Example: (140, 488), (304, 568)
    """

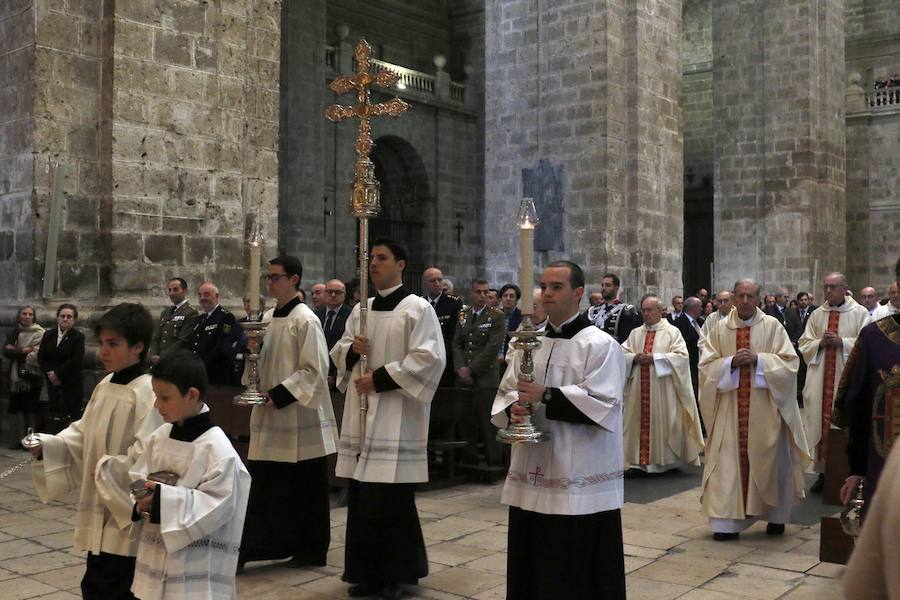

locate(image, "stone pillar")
(712, 0), (846, 294)
(484, 0), (683, 303)
(1, 0), (281, 317)
(279, 0), (327, 282)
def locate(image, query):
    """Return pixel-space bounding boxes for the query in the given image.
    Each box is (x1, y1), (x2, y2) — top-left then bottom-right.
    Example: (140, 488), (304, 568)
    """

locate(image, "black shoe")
(713, 532), (739, 541)
(348, 583), (381, 598)
(766, 523), (785, 536)
(380, 582), (403, 600)
(624, 468), (643, 479)
(810, 474), (824, 494)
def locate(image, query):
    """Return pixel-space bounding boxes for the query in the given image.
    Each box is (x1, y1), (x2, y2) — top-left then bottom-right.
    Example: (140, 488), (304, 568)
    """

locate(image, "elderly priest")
(622, 294), (704, 474)
(698, 279), (810, 541)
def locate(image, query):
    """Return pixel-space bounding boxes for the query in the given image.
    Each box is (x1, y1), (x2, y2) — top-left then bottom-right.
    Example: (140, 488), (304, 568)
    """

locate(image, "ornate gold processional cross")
(324, 38), (408, 453)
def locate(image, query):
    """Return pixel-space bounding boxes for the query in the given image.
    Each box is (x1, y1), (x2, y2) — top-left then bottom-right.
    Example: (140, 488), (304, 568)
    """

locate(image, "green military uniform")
(452, 305), (506, 465)
(150, 301), (199, 358)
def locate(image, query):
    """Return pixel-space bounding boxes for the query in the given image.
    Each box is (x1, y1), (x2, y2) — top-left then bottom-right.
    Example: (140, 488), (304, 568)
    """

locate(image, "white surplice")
(331, 292), (446, 483)
(247, 302), (338, 462)
(622, 320), (704, 472)
(698, 309), (810, 532)
(798, 297), (869, 469)
(33, 373), (163, 556)
(98, 407), (251, 600)
(491, 321), (626, 516)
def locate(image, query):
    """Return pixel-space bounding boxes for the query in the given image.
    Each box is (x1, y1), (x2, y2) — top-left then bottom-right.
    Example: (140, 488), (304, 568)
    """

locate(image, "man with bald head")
(798, 272), (870, 493)
(869, 281), (900, 322)
(314, 279), (352, 386)
(674, 296), (704, 399)
(698, 279), (809, 540)
(701, 290), (733, 335)
(422, 266), (462, 386)
(859, 286), (879, 317)
(190, 281), (240, 385)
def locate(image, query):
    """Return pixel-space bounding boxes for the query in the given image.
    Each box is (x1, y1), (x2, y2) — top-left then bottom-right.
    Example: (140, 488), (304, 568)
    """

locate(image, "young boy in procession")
(97, 350), (251, 600)
(29, 303), (164, 600)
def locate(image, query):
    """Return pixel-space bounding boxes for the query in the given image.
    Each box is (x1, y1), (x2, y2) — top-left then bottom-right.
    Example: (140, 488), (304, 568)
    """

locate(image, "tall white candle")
(249, 242), (261, 314)
(520, 223), (534, 314)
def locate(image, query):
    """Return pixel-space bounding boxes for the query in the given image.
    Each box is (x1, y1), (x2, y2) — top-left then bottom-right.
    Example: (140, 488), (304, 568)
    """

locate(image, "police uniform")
(585, 300), (642, 344)
(426, 292), (463, 386)
(151, 300), (199, 358)
(452, 304), (506, 466)
(190, 304), (240, 385)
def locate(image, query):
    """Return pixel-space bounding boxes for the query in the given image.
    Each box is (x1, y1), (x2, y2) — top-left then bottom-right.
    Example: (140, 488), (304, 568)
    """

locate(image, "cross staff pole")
(325, 39), (408, 455)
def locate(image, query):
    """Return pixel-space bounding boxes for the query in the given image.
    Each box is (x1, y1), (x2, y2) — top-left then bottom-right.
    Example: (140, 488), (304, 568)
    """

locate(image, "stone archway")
(370, 135), (431, 288)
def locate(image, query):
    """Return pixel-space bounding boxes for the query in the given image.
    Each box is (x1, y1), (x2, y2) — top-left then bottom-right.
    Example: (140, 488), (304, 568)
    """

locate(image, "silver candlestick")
(234, 321), (269, 406)
(497, 314), (551, 444)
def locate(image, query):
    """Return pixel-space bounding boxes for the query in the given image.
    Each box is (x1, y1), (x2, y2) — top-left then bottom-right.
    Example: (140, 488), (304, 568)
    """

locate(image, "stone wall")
(0, 1), (36, 307)
(108, 0), (280, 305)
(484, 0), (683, 304)
(712, 0), (846, 295)
(1, 0), (281, 318)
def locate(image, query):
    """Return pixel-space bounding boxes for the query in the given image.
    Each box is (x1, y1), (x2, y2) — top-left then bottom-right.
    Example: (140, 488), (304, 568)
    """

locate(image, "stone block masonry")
(484, 0), (684, 304)
(1, 0), (281, 318)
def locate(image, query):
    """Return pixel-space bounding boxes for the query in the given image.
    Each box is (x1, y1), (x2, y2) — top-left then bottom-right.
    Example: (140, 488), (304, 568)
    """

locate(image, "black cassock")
(343, 481), (428, 585)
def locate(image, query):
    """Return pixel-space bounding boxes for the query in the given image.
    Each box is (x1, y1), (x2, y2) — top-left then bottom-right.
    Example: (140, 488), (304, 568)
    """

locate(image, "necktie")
(169, 305), (177, 316)
(325, 310), (335, 335)
(693, 320), (702, 336)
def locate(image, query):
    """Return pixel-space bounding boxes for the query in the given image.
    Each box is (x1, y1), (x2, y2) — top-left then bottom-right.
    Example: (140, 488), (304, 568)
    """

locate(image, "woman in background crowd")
(3, 306), (45, 448)
(37, 304), (85, 426)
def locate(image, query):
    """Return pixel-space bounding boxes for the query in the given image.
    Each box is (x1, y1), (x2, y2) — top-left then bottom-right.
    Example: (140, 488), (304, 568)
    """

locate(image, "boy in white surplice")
(97, 350), (250, 600)
(30, 303), (164, 600)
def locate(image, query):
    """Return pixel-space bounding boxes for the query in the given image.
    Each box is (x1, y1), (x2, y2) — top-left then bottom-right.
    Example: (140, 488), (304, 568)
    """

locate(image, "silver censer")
(497, 315), (551, 444)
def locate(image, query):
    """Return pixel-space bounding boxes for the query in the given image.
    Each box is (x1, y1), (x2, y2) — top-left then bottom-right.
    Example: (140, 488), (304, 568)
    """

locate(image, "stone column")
(484, 0), (683, 303)
(712, 0), (846, 293)
(1, 0), (281, 316)
(279, 0), (327, 281)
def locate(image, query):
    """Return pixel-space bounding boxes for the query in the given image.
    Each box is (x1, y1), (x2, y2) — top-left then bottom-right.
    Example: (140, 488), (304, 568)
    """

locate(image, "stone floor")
(0, 449), (847, 600)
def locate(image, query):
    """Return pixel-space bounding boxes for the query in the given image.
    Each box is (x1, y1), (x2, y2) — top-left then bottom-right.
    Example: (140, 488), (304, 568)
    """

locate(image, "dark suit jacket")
(37, 327), (85, 402)
(765, 305), (803, 344)
(674, 313), (701, 393)
(425, 293), (463, 385)
(315, 304), (352, 380)
(190, 305), (239, 385)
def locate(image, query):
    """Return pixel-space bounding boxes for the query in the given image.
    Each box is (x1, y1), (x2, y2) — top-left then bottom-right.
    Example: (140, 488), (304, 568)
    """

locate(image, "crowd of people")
(3, 246), (899, 600)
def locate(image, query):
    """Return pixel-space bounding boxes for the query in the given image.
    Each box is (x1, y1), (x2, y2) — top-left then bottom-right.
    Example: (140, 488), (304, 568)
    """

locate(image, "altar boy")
(98, 350), (250, 600)
(30, 303), (164, 600)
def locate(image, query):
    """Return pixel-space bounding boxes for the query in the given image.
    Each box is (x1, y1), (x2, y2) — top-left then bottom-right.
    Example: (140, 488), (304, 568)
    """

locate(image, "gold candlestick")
(325, 39), (409, 452)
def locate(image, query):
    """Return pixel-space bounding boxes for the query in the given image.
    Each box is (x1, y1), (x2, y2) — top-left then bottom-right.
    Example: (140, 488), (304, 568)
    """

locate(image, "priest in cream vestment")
(798, 273), (870, 478)
(622, 294), (704, 473)
(698, 280), (810, 539)
(331, 239), (445, 600)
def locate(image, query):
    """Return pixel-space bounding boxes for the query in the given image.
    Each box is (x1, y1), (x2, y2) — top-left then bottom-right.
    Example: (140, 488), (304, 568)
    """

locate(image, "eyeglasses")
(265, 274), (289, 282)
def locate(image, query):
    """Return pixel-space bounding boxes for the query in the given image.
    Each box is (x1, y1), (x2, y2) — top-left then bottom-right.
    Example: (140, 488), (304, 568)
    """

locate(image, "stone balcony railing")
(868, 86), (900, 109)
(325, 45), (468, 108)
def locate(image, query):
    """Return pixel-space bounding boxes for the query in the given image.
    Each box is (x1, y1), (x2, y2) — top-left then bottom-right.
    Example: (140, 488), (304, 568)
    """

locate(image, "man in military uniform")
(423, 267), (463, 387)
(150, 277), (199, 364)
(586, 273), (642, 343)
(453, 278), (506, 466)
(190, 281), (240, 385)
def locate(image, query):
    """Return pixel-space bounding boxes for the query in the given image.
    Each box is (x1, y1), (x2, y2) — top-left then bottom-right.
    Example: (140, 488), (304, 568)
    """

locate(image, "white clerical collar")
(378, 283), (402, 297)
(548, 312), (579, 333)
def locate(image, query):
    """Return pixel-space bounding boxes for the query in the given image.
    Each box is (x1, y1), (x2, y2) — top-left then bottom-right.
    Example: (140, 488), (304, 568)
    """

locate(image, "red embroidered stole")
(639, 331), (657, 465)
(736, 326), (752, 508)
(818, 311), (841, 458)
